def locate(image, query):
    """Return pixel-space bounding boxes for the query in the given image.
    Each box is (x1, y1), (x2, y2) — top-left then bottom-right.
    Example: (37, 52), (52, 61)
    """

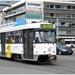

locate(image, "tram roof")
(0, 22), (55, 33)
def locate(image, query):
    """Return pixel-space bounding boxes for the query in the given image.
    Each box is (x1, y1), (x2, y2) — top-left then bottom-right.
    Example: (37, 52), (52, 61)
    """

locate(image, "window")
(67, 30), (71, 34)
(60, 5), (65, 9)
(35, 30), (56, 43)
(72, 14), (75, 18)
(6, 30), (22, 43)
(55, 5), (60, 8)
(50, 13), (54, 17)
(6, 32), (11, 43)
(65, 41), (70, 44)
(67, 6), (71, 9)
(44, 13), (50, 16)
(67, 14), (71, 18)
(17, 5), (25, 12)
(60, 13), (67, 18)
(13, 18), (16, 21)
(20, 14), (25, 19)
(55, 13), (60, 17)
(61, 22), (65, 25)
(44, 4), (49, 8)
(50, 5), (54, 8)
(72, 6), (75, 9)
(59, 31), (66, 35)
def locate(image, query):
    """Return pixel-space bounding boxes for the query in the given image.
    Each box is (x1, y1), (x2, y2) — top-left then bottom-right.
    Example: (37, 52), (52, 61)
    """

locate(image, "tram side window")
(15, 31), (22, 43)
(65, 41), (70, 44)
(6, 32), (11, 43)
(6, 30), (22, 43)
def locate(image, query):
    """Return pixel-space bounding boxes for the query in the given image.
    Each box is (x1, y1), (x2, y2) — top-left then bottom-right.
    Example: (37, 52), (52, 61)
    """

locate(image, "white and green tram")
(0, 22), (57, 63)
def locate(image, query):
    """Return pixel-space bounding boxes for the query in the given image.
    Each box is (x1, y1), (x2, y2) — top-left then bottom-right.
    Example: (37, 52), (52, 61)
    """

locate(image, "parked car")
(56, 44), (73, 55)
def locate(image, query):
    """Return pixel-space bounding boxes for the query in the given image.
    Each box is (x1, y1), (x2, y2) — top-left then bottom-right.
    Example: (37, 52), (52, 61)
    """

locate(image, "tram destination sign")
(41, 24), (54, 28)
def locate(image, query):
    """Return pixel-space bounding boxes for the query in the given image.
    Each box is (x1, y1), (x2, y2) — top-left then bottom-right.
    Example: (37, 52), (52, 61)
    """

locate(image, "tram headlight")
(48, 47), (51, 52)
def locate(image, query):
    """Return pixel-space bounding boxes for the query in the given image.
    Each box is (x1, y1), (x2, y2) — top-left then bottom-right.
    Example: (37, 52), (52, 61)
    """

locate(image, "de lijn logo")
(14, 19), (26, 26)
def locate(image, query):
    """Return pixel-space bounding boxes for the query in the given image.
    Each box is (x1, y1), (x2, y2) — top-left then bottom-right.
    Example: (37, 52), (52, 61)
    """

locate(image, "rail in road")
(0, 51), (75, 74)
(41, 54), (75, 74)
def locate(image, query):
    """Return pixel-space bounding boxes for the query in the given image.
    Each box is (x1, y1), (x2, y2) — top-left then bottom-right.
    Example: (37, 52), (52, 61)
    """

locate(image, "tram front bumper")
(49, 55), (57, 61)
(38, 54), (57, 63)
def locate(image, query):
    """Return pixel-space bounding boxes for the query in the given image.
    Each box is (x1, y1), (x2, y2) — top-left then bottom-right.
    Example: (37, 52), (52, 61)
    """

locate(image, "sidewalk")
(72, 48), (75, 50)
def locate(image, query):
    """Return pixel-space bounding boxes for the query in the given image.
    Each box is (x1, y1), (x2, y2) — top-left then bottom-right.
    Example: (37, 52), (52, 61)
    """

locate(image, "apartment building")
(3, 1), (43, 24)
(0, 5), (8, 25)
(44, 1), (75, 42)
(0, 1), (20, 24)
(2, 0), (75, 42)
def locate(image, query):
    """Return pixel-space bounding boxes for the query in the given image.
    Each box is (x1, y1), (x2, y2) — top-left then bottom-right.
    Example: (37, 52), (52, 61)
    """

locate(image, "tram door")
(1, 33), (5, 56)
(23, 30), (33, 59)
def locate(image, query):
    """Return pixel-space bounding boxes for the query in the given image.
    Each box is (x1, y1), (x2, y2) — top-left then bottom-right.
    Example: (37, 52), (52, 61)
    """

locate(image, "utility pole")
(56, 18), (59, 43)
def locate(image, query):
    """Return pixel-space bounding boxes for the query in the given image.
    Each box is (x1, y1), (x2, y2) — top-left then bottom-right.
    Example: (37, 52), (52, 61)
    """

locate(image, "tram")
(0, 21), (57, 63)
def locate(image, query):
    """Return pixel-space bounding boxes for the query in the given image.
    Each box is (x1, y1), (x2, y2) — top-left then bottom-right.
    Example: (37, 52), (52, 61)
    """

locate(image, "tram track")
(39, 55), (75, 74)
(0, 54), (75, 74)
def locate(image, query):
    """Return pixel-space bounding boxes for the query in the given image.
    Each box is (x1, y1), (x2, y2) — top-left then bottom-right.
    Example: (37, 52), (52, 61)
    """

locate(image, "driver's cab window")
(35, 37), (39, 43)
(35, 31), (40, 43)
(35, 30), (56, 43)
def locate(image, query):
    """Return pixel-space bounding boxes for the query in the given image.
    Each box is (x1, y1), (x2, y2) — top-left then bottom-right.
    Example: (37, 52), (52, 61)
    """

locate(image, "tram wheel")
(12, 54), (22, 62)
(13, 55), (17, 61)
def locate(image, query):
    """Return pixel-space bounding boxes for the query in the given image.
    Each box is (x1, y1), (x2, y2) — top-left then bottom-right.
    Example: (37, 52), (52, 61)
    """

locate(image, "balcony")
(44, 17), (75, 22)
(44, 8), (75, 14)
(4, 10), (25, 19)
(57, 26), (75, 38)
(58, 35), (75, 38)
(59, 26), (75, 31)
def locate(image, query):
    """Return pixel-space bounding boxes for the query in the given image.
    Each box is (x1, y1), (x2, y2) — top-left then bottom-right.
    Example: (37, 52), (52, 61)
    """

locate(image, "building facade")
(2, 0), (75, 42)
(3, 1), (43, 24)
(43, 1), (75, 42)
(0, 1), (21, 24)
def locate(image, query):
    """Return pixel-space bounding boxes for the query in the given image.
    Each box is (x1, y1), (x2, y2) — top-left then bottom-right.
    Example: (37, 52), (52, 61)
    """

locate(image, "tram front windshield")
(35, 30), (56, 43)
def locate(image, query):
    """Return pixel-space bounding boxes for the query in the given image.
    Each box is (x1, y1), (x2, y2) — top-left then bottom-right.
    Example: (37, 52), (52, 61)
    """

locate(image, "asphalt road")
(0, 51), (75, 74)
